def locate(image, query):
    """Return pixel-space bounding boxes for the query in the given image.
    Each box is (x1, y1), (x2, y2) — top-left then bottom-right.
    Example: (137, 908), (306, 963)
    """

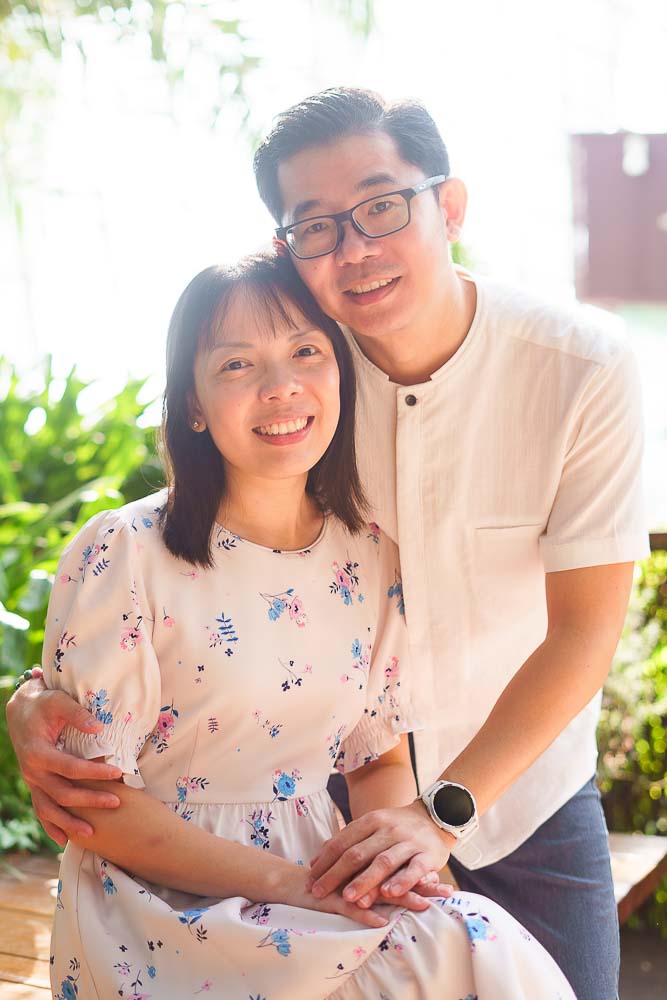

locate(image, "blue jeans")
(448, 776), (619, 1000)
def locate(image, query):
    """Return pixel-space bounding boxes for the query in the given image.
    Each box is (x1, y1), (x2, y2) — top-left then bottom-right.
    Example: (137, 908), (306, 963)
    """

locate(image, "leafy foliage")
(0, 355), (162, 850)
(598, 551), (667, 935)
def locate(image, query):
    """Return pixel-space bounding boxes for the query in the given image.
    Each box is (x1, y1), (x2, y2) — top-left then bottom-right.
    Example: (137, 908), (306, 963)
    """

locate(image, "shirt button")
(405, 394), (417, 406)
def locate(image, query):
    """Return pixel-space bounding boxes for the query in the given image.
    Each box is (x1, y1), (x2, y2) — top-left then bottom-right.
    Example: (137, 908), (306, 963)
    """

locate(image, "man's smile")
(343, 276), (401, 305)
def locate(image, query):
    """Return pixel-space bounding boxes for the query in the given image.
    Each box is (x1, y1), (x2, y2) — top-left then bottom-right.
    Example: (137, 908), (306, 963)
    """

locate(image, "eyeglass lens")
(287, 192), (410, 258)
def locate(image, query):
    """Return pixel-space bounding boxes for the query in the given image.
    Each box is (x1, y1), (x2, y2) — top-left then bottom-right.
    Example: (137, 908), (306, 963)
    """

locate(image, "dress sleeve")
(335, 528), (421, 774)
(539, 345), (650, 572)
(42, 509), (161, 788)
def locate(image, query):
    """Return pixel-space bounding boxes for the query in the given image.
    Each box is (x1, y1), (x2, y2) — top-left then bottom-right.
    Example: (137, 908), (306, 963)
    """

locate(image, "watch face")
(432, 784), (475, 827)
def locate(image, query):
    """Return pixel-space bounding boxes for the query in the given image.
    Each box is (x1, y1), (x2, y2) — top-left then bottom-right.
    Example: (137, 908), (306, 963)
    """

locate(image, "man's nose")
(334, 220), (382, 267)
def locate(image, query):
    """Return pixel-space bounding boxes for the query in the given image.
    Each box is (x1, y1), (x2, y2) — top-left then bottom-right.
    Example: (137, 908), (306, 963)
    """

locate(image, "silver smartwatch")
(420, 780), (481, 866)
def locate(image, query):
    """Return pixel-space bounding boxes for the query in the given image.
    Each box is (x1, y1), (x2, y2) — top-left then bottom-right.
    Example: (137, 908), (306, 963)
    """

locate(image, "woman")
(44, 252), (574, 999)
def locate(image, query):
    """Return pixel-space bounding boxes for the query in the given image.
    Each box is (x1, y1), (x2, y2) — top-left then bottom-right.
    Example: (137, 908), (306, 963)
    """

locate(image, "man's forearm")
(440, 624), (616, 815)
(70, 780), (294, 901)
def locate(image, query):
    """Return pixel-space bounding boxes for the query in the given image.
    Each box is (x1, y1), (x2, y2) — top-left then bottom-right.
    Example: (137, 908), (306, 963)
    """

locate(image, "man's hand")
(5, 671), (123, 846)
(306, 800), (455, 905)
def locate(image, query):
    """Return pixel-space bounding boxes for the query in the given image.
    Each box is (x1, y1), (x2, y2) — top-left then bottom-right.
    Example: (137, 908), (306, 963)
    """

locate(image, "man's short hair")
(253, 87), (450, 223)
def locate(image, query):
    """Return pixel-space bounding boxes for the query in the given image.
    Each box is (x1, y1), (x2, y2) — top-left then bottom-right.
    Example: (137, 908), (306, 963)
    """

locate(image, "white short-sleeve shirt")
(346, 271), (649, 867)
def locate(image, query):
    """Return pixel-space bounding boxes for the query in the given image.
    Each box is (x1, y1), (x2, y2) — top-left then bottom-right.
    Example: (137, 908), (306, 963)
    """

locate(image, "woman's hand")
(306, 801), (456, 905)
(342, 870), (454, 913)
(5, 670), (123, 846)
(276, 865), (435, 928)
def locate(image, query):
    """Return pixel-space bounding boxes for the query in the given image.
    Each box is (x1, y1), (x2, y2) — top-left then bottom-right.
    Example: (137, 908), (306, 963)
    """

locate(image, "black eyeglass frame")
(276, 173), (448, 260)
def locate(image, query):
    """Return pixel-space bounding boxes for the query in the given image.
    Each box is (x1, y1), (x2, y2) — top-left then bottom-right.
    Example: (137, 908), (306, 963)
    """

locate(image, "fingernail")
(359, 894), (372, 907)
(381, 881), (391, 892)
(105, 797), (121, 808)
(311, 885), (324, 898)
(343, 887), (356, 901)
(85, 719), (101, 728)
(390, 883), (402, 896)
(304, 878), (313, 891)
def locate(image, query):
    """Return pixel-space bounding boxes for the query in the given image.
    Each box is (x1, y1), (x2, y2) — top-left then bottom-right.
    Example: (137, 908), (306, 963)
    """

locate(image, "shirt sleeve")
(539, 344), (650, 573)
(42, 509), (161, 788)
(335, 528), (421, 774)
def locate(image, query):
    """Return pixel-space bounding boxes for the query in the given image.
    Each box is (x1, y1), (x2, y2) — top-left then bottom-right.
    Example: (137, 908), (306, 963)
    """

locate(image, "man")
(7, 88), (648, 999)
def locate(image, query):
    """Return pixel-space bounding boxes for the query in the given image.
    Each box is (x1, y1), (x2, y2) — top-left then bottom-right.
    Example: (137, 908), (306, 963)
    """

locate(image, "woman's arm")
(345, 734), (417, 818)
(69, 770), (389, 927)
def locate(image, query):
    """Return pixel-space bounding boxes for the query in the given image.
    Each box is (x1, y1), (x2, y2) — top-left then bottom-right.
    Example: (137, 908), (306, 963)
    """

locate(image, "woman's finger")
(338, 898), (388, 928)
(414, 881), (454, 898)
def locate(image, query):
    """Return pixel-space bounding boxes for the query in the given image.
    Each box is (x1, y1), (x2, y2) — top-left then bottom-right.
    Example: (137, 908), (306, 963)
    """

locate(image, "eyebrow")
(208, 328), (322, 353)
(291, 172), (400, 221)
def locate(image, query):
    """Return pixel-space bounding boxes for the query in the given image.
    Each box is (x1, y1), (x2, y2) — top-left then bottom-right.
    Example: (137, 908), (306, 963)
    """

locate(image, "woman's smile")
(253, 414), (315, 444)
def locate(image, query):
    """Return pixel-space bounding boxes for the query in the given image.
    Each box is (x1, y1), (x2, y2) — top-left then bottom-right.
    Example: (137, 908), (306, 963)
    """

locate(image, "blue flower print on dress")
(85, 688), (113, 726)
(326, 724), (347, 761)
(98, 860), (117, 895)
(330, 558), (363, 605)
(55, 958), (80, 1000)
(178, 907), (209, 942)
(261, 589), (308, 628)
(208, 611), (239, 651)
(246, 808), (276, 850)
(387, 570), (405, 616)
(340, 640), (371, 689)
(445, 897), (498, 948)
(175, 775), (210, 818)
(253, 710), (284, 739)
(272, 768), (302, 801)
(258, 927), (292, 957)
(79, 540), (111, 581)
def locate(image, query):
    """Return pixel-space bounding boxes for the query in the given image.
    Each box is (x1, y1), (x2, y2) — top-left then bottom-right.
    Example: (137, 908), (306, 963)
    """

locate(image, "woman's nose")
(259, 365), (304, 402)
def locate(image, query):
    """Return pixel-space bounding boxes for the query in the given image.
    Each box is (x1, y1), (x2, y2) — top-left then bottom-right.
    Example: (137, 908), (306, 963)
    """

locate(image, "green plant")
(0, 355), (162, 851)
(598, 550), (667, 935)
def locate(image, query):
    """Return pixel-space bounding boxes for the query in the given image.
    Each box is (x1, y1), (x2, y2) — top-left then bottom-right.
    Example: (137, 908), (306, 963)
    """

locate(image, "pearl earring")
(193, 420), (200, 429)
(447, 222), (461, 241)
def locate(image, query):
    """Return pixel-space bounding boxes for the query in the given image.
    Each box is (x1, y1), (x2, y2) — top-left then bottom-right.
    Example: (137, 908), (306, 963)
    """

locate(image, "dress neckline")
(212, 515), (328, 555)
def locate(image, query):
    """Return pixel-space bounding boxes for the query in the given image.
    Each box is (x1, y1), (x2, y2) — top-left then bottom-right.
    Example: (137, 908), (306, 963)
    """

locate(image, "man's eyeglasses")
(276, 174), (447, 260)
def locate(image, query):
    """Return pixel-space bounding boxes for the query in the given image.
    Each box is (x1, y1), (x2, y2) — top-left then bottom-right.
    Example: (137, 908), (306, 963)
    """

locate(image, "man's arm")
(307, 561), (633, 903)
(5, 674), (123, 846)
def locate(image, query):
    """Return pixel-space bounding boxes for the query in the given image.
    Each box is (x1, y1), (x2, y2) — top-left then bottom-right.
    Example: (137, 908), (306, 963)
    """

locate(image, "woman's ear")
(438, 177), (467, 243)
(188, 396), (206, 433)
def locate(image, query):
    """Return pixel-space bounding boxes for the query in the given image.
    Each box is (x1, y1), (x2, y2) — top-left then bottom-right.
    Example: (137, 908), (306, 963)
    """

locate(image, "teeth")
(255, 417), (309, 436)
(349, 278), (394, 294)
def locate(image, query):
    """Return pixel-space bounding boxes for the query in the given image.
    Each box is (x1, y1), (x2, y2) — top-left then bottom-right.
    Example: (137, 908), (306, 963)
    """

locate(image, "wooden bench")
(609, 832), (667, 925)
(1, 835), (666, 994)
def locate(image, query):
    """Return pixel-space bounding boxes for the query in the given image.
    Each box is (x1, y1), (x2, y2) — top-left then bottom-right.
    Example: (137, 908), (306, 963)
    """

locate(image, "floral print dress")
(44, 493), (574, 1000)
